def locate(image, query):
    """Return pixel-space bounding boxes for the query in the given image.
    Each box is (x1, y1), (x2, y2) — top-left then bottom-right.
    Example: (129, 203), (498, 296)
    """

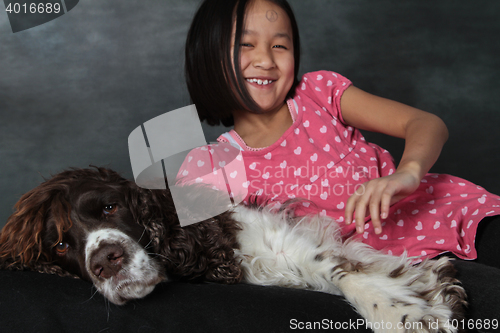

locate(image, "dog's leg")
(322, 250), (464, 333)
(233, 206), (465, 333)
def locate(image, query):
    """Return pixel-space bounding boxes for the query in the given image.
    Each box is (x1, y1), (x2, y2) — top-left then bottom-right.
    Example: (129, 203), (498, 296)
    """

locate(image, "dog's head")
(0, 167), (166, 305)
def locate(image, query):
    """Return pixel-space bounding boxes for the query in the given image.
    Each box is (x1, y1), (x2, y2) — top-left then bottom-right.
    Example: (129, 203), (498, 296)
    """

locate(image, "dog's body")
(0, 168), (466, 333)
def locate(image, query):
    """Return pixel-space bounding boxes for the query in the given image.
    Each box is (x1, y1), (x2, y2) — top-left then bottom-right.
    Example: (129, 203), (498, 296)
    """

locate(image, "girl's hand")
(340, 86), (448, 235)
(344, 170), (421, 234)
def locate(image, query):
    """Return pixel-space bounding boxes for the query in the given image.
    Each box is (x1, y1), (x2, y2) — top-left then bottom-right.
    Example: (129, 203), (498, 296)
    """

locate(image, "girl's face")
(236, 0), (295, 114)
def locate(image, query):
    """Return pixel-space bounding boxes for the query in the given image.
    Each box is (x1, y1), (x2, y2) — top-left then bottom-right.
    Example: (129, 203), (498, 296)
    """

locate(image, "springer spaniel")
(0, 167), (466, 333)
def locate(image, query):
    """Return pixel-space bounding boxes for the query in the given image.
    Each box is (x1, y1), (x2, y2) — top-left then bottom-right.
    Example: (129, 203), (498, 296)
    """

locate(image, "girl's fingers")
(354, 198), (368, 234)
(369, 188), (384, 234)
(345, 180), (394, 234)
(380, 190), (393, 220)
(345, 184), (365, 225)
(345, 173), (419, 234)
(353, 183), (373, 233)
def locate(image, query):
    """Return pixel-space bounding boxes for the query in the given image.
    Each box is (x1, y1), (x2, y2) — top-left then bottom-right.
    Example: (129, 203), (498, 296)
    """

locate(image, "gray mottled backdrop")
(1, 0), (499, 228)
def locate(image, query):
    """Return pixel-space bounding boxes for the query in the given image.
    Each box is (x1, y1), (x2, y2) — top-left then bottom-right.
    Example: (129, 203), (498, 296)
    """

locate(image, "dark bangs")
(185, 0), (301, 127)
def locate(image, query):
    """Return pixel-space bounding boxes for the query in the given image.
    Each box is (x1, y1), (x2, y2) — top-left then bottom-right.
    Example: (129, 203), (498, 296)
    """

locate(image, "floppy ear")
(161, 212), (244, 284)
(124, 181), (170, 255)
(126, 180), (243, 284)
(0, 182), (74, 277)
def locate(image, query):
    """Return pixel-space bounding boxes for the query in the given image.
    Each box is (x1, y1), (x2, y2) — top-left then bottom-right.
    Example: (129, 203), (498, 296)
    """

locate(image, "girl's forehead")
(245, 1), (283, 19)
(243, 0), (292, 32)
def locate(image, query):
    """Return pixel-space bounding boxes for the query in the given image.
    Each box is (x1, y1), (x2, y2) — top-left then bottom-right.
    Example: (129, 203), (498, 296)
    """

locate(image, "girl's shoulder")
(292, 71), (352, 121)
(298, 70), (351, 87)
(294, 70), (352, 101)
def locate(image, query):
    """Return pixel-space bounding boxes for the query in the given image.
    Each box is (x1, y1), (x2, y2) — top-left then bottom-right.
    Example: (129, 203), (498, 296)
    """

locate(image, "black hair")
(185, 0), (301, 127)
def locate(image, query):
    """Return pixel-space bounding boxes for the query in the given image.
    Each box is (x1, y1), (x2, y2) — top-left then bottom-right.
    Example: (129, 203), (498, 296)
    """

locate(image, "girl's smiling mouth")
(246, 78), (276, 86)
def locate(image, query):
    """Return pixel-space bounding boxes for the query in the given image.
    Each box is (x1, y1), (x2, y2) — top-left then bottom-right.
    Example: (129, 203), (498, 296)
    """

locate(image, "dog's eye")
(103, 204), (117, 215)
(55, 242), (69, 256)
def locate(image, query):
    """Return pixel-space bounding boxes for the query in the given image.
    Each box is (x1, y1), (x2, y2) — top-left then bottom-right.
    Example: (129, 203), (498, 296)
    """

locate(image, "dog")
(0, 167), (466, 333)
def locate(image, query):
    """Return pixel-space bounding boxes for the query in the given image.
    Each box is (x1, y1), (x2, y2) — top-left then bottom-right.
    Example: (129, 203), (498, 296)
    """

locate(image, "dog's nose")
(90, 244), (125, 279)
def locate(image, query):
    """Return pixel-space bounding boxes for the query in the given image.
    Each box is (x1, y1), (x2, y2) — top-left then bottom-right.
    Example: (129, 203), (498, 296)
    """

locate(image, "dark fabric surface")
(451, 260), (500, 333)
(475, 215), (500, 269)
(1, 261), (499, 333)
(0, 270), (369, 333)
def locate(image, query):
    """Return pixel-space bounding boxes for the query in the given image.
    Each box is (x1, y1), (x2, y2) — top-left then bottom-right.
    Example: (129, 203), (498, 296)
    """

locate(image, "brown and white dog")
(0, 167), (466, 333)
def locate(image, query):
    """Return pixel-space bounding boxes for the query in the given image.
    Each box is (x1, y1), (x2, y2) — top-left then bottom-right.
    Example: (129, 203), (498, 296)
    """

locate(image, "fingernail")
(357, 226), (363, 233)
(381, 212), (387, 219)
(375, 227), (381, 234)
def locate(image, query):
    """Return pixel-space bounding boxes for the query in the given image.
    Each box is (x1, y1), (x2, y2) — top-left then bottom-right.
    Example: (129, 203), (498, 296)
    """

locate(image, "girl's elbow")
(432, 113), (449, 143)
(436, 116), (450, 142)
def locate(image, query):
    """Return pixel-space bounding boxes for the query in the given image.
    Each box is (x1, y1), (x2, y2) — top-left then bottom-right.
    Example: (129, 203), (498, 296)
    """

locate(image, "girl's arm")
(341, 86), (449, 234)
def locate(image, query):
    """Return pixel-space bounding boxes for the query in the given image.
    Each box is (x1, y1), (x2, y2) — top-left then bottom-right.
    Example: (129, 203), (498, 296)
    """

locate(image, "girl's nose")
(252, 47), (275, 70)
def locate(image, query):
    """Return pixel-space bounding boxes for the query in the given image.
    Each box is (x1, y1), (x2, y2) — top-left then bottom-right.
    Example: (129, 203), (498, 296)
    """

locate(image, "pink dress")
(182, 70), (500, 260)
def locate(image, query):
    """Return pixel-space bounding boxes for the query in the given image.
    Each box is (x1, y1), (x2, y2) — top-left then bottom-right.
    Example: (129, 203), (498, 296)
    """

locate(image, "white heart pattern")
(478, 195), (486, 204)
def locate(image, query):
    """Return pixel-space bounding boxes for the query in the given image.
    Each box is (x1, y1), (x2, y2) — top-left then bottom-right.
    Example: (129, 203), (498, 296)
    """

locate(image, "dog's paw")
(371, 297), (455, 333)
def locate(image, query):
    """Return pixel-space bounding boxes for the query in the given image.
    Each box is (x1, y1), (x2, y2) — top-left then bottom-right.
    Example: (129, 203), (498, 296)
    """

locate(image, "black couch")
(1, 1), (499, 332)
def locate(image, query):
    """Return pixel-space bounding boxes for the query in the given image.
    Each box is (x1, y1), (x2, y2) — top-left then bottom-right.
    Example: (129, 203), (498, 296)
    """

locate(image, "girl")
(182, 0), (500, 268)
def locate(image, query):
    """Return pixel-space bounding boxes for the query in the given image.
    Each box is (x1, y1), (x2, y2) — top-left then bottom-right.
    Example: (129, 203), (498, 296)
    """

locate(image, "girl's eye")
(273, 45), (287, 49)
(55, 242), (69, 256)
(103, 204), (117, 215)
(240, 43), (253, 47)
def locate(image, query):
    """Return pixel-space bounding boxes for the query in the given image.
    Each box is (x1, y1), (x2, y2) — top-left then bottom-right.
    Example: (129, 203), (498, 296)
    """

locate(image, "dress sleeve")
(298, 70), (352, 123)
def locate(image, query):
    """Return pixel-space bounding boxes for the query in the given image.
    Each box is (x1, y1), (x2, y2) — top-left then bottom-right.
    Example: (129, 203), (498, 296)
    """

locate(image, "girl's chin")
(249, 101), (283, 113)
(249, 96), (286, 113)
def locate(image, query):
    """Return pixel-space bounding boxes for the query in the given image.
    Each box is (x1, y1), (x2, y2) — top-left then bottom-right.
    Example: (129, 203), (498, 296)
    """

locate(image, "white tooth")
(257, 79), (262, 85)
(263, 80), (268, 85)
(252, 79), (258, 83)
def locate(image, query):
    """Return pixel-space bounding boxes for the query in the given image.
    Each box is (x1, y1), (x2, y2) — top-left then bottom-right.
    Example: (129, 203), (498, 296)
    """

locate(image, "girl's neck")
(232, 102), (293, 149)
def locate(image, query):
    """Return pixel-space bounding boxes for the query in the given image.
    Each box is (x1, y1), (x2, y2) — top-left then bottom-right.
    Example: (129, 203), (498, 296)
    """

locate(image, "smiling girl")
(182, 0), (500, 267)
